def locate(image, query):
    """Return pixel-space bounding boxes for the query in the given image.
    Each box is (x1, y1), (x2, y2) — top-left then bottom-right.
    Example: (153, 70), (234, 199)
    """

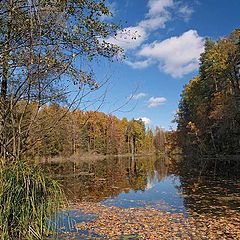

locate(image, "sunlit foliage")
(173, 29), (240, 173)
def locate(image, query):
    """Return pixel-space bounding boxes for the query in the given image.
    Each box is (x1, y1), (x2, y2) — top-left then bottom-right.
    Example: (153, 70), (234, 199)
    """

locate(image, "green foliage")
(174, 29), (240, 171)
(0, 160), (63, 239)
(126, 119), (145, 154)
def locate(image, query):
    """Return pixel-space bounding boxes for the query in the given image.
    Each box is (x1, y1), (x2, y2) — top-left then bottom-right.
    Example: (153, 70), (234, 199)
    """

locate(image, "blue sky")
(82, 0), (240, 130)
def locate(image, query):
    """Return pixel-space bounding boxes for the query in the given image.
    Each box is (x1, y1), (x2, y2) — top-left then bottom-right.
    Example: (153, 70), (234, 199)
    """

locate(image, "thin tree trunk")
(0, 0), (13, 160)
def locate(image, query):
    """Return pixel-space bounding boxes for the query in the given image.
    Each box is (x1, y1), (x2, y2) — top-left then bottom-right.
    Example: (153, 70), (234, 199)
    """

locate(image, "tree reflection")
(171, 155), (240, 215)
(43, 155), (240, 216)
(43, 156), (170, 204)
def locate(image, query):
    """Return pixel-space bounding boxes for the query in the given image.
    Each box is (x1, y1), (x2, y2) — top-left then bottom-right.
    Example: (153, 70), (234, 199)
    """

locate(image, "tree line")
(171, 29), (240, 174)
(27, 104), (167, 159)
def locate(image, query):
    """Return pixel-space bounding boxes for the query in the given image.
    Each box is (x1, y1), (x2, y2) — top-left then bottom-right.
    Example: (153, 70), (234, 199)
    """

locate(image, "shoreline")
(38, 152), (159, 164)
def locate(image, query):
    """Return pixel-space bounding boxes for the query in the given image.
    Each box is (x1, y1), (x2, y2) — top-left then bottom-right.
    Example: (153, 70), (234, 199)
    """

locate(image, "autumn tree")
(28, 106), (160, 159)
(125, 119), (145, 155)
(0, 0), (122, 161)
(0, 1), (123, 238)
(175, 29), (240, 173)
(144, 128), (154, 153)
(153, 126), (166, 153)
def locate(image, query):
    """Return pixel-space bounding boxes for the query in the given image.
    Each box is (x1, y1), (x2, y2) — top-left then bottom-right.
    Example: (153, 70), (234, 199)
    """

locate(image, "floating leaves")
(75, 202), (240, 239)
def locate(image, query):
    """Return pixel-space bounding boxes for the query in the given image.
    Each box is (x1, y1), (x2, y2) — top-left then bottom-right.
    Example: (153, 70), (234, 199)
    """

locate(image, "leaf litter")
(75, 202), (240, 239)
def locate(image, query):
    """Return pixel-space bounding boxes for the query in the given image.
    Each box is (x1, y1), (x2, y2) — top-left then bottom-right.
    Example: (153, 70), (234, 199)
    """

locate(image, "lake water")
(45, 155), (240, 239)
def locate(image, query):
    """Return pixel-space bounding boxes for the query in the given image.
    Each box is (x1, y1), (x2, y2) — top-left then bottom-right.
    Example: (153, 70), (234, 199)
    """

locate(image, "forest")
(0, 0), (239, 239)
(29, 104), (166, 159)
(171, 29), (240, 174)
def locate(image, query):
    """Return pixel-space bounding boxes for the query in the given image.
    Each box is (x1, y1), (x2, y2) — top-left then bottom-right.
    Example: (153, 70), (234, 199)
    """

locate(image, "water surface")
(45, 155), (240, 238)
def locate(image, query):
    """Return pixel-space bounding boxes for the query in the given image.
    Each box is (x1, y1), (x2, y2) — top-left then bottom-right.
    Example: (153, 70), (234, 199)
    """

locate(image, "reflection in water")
(44, 155), (240, 216)
(44, 155), (240, 239)
(45, 156), (171, 204)
(178, 175), (240, 215)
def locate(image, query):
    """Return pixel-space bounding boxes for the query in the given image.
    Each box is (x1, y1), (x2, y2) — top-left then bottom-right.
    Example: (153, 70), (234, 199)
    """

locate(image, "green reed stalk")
(0, 159), (64, 239)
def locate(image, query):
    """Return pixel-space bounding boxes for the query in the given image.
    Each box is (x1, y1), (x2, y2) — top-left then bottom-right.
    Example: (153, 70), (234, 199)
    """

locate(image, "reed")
(0, 159), (64, 239)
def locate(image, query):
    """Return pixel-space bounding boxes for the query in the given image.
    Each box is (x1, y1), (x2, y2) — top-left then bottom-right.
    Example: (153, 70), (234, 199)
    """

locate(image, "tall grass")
(0, 159), (64, 239)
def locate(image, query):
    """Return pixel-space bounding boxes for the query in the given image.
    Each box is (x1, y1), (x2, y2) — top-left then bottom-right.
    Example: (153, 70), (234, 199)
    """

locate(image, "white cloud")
(106, 26), (147, 50)
(148, 97), (167, 107)
(136, 117), (151, 125)
(138, 0), (173, 32)
(125, 59), (153, 69)
(139, 15), (170, 31)
(105, 0), (197, 77)
(178, 5), (194, 22)
(128, 92), (147, 100)
(105, 0), (175, 51)
(147, 0), (174, 17)
(139, 30), (205, 77)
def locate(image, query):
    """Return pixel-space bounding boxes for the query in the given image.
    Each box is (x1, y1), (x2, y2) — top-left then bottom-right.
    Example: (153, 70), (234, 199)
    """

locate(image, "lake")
(45, 155), (240, 239)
